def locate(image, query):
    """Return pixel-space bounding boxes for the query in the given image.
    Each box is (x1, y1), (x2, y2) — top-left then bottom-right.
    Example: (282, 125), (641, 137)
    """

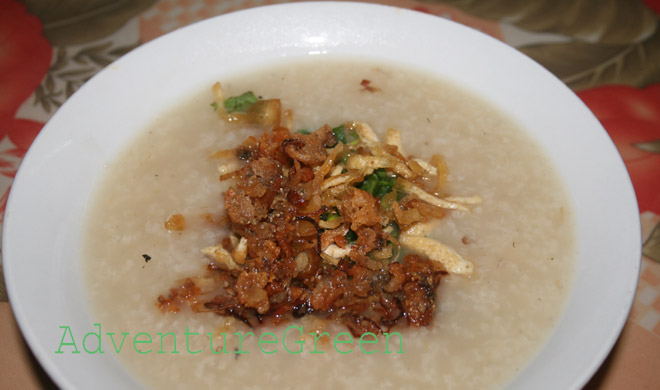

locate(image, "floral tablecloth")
(1, 0), (659, 388)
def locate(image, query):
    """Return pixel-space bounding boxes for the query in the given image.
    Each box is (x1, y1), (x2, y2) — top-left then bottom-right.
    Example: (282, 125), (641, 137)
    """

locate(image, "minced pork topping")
(156, 82), (480, 336)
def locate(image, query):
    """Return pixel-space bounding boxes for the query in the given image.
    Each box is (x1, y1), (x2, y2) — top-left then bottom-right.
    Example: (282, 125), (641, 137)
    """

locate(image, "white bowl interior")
(3, 2), (640, 389)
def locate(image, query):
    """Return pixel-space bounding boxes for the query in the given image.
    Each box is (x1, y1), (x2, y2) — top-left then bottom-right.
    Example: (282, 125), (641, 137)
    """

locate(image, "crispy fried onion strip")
(208, 87), (480, 276)
(385, 128), (404, 155)
(397, 179), (481, 212)
(346, 155), (413, 179)
(400, 228), (473, 276)
(201, 244), (238, 270)
(350, 121), (379, 146)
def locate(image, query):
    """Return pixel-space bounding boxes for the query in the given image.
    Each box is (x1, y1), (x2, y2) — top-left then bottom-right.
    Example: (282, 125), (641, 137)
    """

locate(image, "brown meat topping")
(341, 187), (381, 230)
(236, 270), (270, 314)
(158, 252), (442, 336)
(156, 278), (200, 313)
(310, 272), (347, 311)
(156, 94), (464, 336)
(283, 128), (330, 166)
(164, 214), (186, 231)
(224, 187), (267, 225)
(385, 262), (406, 293)
(236, 157), (282, 198)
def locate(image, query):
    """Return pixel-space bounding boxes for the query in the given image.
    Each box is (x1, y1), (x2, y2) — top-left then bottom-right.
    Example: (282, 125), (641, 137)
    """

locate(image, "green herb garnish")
(320, 207), (341, 222)
(345, 229), (358, 243)
(332, 124), (360, 146)
(320, 210), (340, 221)
(332, 124), (346, 144)
(210, 101), (219, 111)
(359, 173), (378, 194)
(297, 129), (311, 135)
(358, 169), (396, 198)
(224, 91), (259, 113)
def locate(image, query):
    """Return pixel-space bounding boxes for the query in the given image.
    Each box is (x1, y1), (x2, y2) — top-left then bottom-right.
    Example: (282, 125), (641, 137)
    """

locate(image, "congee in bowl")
(83, 59), (575, 389)
(3, 3), (639, 390)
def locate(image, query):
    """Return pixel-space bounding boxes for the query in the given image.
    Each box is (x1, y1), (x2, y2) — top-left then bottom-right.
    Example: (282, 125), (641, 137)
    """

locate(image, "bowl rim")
(3, 2), (641, 389)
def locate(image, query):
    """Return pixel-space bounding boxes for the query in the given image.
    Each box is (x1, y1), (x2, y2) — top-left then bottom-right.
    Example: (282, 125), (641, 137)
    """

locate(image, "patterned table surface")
(1, 0), (659, 388)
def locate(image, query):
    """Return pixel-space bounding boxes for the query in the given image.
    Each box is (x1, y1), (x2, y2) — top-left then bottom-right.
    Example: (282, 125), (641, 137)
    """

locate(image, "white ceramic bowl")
(3, 2), (640, 389)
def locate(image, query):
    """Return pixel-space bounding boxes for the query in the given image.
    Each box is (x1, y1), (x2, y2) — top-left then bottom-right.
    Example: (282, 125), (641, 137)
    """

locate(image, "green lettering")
(185, 327), (201, 354)
(133, 332), (152, 354)
(209, 332), (230, 354)
(234, 331), (254, 354)
(333, 332), (353, 354)
(283, 325), (304, 354)
(358, 332), (378, 354)
(107, 332), (129, 353)
(383, 332), (404, 354)
(55, 326), (80, 354)
(308, 331), (329, 354)
(157, 332), (179, 354)
(82, 323), (104, 354)
(258, 332), (278, 354)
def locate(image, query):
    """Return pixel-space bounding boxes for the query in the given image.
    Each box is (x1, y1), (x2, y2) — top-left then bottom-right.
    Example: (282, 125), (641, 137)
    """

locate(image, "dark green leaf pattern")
(644, 221), (660, 263)
(426, 0), (657, 44)
(19, 0), (157, 45)
(33, 43), (138, 112)
(424, 0), (660, 89)
(520, 28), (660, 89)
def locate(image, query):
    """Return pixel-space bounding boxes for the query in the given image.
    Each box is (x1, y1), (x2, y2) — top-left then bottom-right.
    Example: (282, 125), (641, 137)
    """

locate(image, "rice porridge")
(83, 60), (576, 389)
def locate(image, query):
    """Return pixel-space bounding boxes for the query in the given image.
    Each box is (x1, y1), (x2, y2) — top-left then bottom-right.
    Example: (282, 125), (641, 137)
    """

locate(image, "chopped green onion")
(358, 174), (378, 194)
(224, 91), (259, 113)
(375, 169), (390, 179)
(332, 124), (361, 146)
(332, 124), (346, 144)
(210, 101), (219, 111)
(297, 129), (311, 135)
(373, 178), (396, 198)
(345, 229), (358, 243)
(320, 211), (340, 221)
(358, 169), (396, 198)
